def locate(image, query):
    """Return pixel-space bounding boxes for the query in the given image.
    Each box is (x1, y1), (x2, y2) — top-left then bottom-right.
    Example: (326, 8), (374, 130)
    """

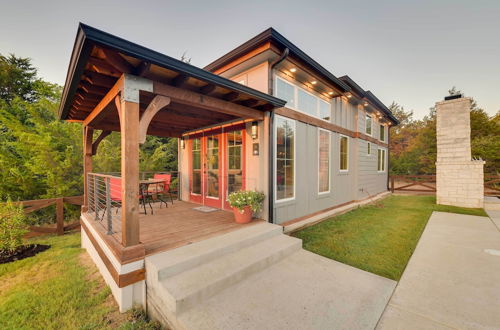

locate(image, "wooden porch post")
(82, 125), (94, 212)
(119, 98), (141, 247)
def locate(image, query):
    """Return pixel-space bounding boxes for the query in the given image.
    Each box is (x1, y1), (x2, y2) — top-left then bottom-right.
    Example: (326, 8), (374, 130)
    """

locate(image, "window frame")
(377, 147), (387, 172)
(274, 115), (296, 203)
(365, 114), (372, 136)
(339, 134), (349, 172)
(379, 124), (386, 142)
(367, 142), (372, 156)
(274, 75), (331, 122)
(317, 128), (331, 195)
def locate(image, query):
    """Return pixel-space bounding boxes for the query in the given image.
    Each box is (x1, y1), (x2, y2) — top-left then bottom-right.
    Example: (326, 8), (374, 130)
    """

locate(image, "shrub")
(228, 190), (265, 213)
(0, 198), (28, 252)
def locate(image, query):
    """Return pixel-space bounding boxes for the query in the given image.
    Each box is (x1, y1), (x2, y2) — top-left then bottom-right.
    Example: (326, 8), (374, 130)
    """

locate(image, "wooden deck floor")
(100, 201), (263, 256)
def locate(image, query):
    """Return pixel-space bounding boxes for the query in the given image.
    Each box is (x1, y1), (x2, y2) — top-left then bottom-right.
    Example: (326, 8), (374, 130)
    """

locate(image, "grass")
(0, 232), (161, 330)
(293, 195), (487, 281)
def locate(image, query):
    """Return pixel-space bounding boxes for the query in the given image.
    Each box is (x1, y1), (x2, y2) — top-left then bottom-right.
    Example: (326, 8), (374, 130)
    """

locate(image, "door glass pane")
(227, 131), (243, 197)
(191, 138), (201, 194)
(206, 136), (219, 198)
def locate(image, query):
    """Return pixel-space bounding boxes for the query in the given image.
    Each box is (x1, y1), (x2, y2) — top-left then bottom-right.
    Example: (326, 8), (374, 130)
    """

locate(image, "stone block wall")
(435, 97), (484, 208)
(436, 161), (484, 208)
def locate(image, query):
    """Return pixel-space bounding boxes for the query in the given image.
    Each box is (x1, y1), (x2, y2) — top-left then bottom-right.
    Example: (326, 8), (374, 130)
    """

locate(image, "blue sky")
(1, 0), (499, 118)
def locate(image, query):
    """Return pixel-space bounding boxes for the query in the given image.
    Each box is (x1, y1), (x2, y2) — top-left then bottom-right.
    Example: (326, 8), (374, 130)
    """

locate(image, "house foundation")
(435, 96), (484, 208)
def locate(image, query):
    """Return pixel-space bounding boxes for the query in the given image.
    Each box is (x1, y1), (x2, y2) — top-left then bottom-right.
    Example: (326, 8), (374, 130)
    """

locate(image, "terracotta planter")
(232, 206), (253, 224)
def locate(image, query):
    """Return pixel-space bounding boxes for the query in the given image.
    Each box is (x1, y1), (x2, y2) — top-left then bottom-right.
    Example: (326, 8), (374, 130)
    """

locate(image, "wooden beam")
(83, 70), (117, 88)
(135, 62), (151, 77)
(172, 74), (189, 88)
(153, 81), (264, 120)
(199, 84), (216, 95)
(91, 130), (112, 156)
(102, 49), (134, 74)
(83, 75), (124, 127)
(82, 126), (94, 212)
(224, 92), (240, 101)
(139, 96), (171, 143)
(120, 99), (140, 247)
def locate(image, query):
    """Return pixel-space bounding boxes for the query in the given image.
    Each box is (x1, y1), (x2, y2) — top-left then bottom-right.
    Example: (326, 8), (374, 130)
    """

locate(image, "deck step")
(157, 234), (302, 314)
(145, 222), (283, 284)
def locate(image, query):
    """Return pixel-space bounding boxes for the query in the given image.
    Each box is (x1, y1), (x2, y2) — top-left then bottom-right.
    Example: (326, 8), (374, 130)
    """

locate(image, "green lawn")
(293, 195), (487, 281)
(0, 232), (160, 330)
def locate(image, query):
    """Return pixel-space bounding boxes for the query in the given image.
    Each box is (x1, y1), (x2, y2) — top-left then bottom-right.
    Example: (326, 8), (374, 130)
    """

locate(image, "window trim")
(339, 134), (349, 172)
(365, 114), (372, 136)
(317, 128), (331, 195)
(377, 147), (387, 172)
(275, 75), (331, 122)
(379, 124), (386, 142)
(274, 115), (296, 203)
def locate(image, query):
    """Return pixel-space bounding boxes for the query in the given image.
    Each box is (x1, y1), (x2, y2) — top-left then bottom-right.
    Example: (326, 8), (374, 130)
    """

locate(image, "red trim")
(223, 127), (246, 210)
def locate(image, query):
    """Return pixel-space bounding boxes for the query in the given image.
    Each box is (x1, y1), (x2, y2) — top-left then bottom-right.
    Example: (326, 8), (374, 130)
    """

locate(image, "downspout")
(267, 48), (289, 224)
(387, 126), (391, 191)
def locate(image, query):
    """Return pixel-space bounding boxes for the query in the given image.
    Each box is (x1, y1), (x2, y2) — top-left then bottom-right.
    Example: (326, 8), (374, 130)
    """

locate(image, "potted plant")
(228, 190), (265, 224)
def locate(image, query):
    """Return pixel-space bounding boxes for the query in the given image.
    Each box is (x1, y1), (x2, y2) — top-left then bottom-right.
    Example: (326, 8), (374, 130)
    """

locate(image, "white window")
(365, 114), (372, 135)
(379, 124), (385, 142)
(339, 135), (349, 172)
(378, 148), (386, 172)
(318, 129), (330, 194)
(367, 142), (371, 155)
(276, 77), (296, 108)
(275, 116), (295, 201)
(275, 76), (331, 121)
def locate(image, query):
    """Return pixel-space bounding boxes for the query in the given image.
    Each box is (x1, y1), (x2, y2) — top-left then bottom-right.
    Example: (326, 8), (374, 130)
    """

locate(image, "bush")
(228, 190), (265, 213)
(0, 199), (28, 252)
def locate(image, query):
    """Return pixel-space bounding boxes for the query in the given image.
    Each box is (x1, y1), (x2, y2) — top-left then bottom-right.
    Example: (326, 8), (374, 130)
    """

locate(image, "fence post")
(56, 197), (64, 235)
(94, 175), (98, 221)
(391, 176), (395, 193)
(105, 177), (113, 235)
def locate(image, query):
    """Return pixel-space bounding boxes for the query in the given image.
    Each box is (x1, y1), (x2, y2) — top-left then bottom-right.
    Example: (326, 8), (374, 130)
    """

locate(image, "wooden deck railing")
(14, 196), (83, 235)
(390, 174), (500, 196)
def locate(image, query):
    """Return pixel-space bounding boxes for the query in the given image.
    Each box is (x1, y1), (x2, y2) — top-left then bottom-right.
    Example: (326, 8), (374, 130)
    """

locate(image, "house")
(58, 23), (398, 318)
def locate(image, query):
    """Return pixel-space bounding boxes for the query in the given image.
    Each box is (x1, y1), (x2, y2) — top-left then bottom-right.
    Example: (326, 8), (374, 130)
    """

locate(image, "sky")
(1, 0), (499, 119)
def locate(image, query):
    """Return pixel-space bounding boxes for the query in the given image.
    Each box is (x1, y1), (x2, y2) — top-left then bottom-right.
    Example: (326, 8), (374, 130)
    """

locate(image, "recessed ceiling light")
(290, 68), (297, 73)
(328, 91), (334, 95)
(311, 81), (317, 85)
(346, 93), (352, 98)
(363, 102), (369, 106)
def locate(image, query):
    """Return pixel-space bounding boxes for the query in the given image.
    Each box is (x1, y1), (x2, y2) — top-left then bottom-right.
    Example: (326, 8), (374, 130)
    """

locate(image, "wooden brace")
(139, 95), (171, 143)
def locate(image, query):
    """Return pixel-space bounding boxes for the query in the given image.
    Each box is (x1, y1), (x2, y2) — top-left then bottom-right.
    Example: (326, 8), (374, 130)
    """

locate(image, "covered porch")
(58, 24), (285, 310)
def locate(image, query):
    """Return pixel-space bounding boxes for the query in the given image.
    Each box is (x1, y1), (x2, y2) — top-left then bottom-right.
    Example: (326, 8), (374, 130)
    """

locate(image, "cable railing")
(87, 173), (122, 238)
(86, 171), (180, 240)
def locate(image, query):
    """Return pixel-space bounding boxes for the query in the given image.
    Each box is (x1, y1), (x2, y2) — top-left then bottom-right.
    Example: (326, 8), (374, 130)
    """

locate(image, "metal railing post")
(105, 177), (112, 234)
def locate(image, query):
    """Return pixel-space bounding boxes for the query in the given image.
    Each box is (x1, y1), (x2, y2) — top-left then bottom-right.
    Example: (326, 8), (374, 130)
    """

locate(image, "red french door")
(189, 125), (245, 210)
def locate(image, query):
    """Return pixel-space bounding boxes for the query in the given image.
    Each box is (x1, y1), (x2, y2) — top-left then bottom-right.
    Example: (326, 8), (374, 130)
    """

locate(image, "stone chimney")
(435, 96), (484, 208)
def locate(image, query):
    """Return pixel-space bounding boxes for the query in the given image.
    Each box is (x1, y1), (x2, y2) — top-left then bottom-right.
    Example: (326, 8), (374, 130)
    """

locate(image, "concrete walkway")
(377, 211), (500, 329)
(179, 250), (396, 330)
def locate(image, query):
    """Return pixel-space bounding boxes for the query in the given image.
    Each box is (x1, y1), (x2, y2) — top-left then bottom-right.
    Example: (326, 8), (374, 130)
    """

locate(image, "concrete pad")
(178, 250), (396, 330)
(378, 212), (500, 330)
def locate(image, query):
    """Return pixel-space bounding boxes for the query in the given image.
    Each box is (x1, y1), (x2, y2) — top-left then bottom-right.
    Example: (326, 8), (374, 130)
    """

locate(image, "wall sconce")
(180, 137), (185, 149)
(251, 121), (258, 140)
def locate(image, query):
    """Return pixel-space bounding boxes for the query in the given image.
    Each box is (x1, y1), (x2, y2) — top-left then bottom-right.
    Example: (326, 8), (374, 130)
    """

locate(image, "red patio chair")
(109, 177), (150, 215)
(153, 173), (174, 207)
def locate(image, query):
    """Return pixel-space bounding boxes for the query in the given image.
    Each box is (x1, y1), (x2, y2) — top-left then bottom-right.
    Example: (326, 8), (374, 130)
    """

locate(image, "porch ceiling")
(59, 23), (286, 137)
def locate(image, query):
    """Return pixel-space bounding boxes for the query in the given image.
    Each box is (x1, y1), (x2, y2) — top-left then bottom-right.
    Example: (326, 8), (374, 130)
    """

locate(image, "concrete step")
(145, 222), (283, 284)
(158, 234), (302, 314)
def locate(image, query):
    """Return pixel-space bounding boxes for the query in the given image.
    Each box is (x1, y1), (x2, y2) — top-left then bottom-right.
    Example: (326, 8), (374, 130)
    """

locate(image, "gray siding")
(274, 121), (357, 224)
(356, 140), (388, 200)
